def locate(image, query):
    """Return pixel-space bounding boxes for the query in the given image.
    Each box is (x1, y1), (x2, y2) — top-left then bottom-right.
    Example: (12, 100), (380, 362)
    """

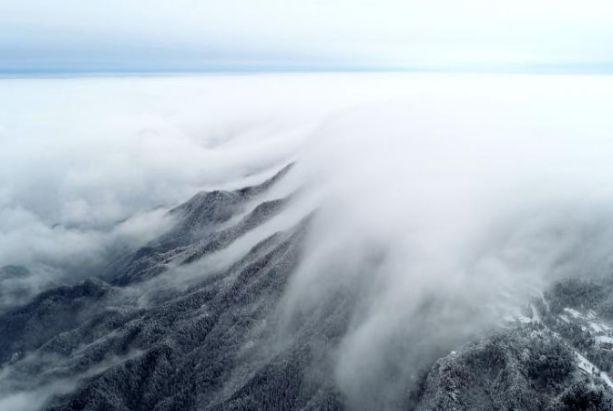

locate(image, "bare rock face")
(3, 164), (613, 410)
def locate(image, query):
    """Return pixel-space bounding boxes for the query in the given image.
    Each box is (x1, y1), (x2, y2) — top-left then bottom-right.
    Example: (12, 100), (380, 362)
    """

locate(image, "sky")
(2, 0), (613, 73)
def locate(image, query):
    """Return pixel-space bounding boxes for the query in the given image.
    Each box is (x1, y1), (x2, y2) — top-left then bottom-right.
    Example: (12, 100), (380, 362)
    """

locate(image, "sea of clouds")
(2, 73), (613, 408)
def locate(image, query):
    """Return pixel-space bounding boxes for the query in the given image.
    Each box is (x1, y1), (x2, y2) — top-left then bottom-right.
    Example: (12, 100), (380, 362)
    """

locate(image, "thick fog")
(0, 74), (332, 302)
(2, 73), (613, 408)
(278, 80), (613, 406)
(0, 73), (474, 298)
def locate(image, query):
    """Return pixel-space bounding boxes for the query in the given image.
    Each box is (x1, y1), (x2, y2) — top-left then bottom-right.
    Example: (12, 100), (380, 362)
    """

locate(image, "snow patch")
(575, 352), (613, 391)
(596, 336), (613, 345)
(564, 308), (583, 319)
(590, 322), (609, 333)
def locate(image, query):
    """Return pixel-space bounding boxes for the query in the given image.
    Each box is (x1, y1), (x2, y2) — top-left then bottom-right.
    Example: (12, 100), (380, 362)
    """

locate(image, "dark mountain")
(2, 165), (613, 410)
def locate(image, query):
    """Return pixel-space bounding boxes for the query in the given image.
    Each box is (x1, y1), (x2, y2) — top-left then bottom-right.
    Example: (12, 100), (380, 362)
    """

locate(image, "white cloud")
(267, 73), (613, 406)
(2, 73), (613, 407)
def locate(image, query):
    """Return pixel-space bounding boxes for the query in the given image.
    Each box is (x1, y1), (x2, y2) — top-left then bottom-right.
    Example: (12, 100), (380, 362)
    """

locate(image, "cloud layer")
(2, 73), (613, 407)
(272, 74), (613, 406)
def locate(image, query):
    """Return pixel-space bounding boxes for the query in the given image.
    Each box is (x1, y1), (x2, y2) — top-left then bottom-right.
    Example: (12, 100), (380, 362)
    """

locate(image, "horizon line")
(2, 63), (613, 79)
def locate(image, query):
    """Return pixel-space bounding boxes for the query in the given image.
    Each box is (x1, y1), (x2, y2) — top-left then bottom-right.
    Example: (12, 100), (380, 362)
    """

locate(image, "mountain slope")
(2, 165), (613, 410)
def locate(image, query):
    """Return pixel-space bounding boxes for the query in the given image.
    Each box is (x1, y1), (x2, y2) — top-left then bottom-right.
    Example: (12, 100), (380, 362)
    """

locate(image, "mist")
(0, 74), (322, 301)
(2, 73), (613, 408)
(276, 81), (613, 405)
